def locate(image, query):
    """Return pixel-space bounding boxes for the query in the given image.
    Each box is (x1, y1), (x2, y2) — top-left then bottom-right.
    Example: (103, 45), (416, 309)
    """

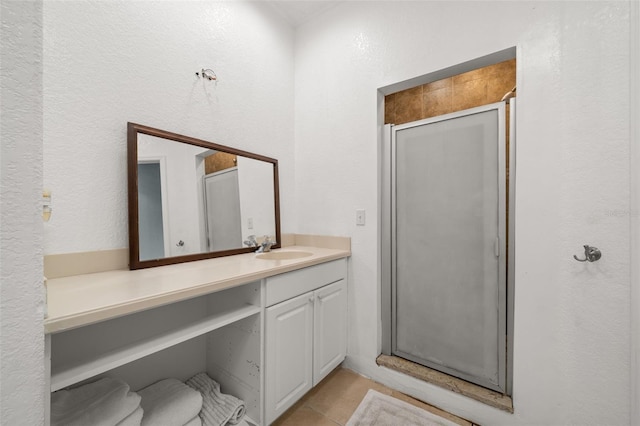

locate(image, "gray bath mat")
(346, 389), (459, 426)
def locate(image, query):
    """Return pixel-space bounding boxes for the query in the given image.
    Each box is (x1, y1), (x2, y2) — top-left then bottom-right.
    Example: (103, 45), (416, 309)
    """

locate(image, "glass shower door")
(203, 168), (242, 252)
(391, 102), (507, 392)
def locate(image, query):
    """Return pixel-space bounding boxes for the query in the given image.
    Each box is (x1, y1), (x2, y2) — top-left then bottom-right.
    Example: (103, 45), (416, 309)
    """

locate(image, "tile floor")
(272, 367), (474, 426)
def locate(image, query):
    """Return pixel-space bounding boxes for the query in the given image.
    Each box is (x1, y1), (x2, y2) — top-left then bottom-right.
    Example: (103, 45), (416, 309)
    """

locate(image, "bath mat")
(346, 389), (459, 426)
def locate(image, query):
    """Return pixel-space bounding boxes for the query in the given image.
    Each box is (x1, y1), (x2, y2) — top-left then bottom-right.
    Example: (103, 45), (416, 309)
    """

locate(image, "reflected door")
(203, 168), (242, 251)
(138, 162), (166, 261)
(392, 103), (507, 392)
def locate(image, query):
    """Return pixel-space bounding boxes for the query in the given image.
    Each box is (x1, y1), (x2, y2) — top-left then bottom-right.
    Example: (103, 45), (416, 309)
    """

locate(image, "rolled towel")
(51, 377), (141, 426)
(117, 406), (144, 426)
(185, 373), (246, 426)
(184, 416), (203, 426)
(139, 378), (203, 426)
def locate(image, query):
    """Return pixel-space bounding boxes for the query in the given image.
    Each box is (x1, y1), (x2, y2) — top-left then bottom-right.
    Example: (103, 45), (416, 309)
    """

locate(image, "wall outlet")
(356, 209), (366, 226)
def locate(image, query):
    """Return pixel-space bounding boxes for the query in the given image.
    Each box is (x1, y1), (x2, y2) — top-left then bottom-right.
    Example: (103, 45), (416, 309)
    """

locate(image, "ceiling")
(265, 1), (344, 27)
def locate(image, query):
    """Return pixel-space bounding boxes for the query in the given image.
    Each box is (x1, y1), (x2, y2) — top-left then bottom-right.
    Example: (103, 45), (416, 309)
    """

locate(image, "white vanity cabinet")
(264, 292), (314, 422)
(264, 259), (348, 425)
(44, 243), (351, 426)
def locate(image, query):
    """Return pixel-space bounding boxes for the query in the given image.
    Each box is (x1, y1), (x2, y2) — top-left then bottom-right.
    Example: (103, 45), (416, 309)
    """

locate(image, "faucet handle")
(257, 236), (277, 252)
(244, 235), (258, 247)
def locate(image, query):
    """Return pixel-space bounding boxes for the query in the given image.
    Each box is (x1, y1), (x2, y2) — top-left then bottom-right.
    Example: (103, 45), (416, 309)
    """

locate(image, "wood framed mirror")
(127, 122), (281, 270)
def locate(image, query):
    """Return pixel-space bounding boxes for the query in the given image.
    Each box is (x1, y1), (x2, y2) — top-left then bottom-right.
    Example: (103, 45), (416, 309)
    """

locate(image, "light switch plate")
(356, 209), (366, 226)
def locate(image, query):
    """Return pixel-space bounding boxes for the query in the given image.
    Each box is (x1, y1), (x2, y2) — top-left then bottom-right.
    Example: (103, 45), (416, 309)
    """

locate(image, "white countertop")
(45, 245), (350, 334)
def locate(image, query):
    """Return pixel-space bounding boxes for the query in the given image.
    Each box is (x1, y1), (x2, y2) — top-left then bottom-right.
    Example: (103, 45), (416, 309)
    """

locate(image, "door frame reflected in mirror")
(127, 122), (281, 270)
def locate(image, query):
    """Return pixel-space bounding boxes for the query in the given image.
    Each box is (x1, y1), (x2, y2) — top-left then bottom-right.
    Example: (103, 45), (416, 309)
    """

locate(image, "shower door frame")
(381, 101), (515, 395)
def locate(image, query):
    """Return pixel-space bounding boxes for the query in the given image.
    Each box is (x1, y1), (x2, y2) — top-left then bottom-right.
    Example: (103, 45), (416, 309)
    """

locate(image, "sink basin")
(256, 250), (313, 260)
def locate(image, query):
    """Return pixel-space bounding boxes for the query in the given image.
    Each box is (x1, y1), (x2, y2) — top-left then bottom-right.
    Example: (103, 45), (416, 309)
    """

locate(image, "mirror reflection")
(128, 123), (280, 269)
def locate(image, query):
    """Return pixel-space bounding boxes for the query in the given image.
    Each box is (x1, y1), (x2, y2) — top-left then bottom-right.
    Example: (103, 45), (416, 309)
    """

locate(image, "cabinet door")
(313, 279), (347, 386)
(265, 292), (314, 425)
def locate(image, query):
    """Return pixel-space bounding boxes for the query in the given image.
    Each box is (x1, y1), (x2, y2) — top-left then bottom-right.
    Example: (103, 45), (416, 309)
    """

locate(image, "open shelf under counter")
(51, 303), (261, 392)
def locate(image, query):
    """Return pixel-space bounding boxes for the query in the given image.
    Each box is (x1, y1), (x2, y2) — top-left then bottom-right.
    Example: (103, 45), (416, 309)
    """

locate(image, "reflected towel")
(186, 373), (246, 426)
(51, 377), (141, 426)
(139, 378), (203, 426)
(184, 416), (203, 426)
(117, 406), (144, 426)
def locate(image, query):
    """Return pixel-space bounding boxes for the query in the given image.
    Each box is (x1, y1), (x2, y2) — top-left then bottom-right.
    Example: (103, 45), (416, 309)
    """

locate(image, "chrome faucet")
(244, 235), (258, 248)
(255, 235), (276, 253)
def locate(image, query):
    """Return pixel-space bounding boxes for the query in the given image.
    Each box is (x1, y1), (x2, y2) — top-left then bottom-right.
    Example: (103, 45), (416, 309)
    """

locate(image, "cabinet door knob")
(308, 295), (315, 303)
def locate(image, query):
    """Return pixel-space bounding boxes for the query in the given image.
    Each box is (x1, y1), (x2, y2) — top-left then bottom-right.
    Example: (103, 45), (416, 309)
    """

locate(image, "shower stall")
(381, 101), (515, 394)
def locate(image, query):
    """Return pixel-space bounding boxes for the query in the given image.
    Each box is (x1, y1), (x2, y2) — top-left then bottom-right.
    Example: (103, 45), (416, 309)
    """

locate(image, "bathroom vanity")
(44, 237), (350, 426)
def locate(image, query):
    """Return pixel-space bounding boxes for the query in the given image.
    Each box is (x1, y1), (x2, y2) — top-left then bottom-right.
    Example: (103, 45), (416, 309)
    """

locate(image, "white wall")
(294, 1), (631, 425)
(0, 1), (46, 424)
(630, 1), (639, 423)
(43, 0), (296, 255)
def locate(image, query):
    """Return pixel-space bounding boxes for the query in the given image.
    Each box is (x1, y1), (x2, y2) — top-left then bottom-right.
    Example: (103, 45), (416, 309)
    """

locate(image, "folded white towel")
(139, 378), (203, 426)
(185, 373), (246, 426)
(117, 406), (144, 426)
(51, 377), (141, 426)
(184, 416), (203, 426)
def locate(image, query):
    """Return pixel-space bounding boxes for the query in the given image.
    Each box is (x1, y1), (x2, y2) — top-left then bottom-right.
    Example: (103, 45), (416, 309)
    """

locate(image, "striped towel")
(185, 373), (246, 426)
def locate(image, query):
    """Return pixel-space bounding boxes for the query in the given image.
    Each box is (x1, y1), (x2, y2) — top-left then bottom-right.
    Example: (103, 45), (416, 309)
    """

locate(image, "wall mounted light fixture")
(195, 68), (217, 81)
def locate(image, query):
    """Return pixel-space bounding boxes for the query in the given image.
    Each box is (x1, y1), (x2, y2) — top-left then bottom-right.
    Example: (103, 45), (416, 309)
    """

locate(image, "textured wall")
(631, 2), (640, 423)
(0, 0), (46, 424)
(43, 1), (295, 255)
(295, 1), (630, 425)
